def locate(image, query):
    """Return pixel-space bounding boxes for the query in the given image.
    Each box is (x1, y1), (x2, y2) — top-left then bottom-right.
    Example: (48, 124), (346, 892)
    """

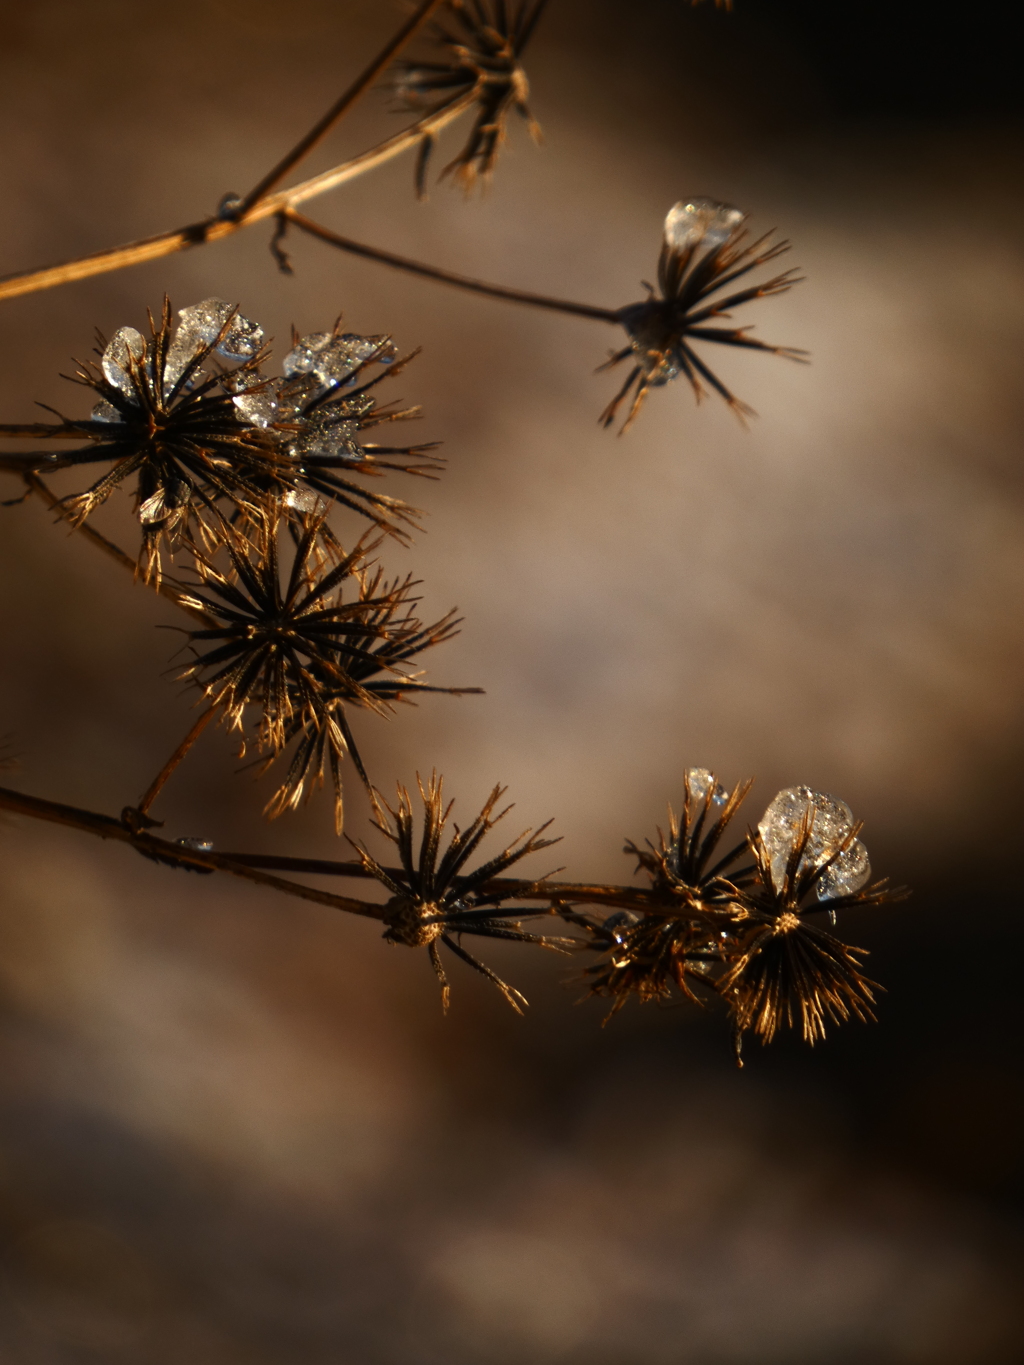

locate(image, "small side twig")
(283, 209), (623, 324)
(136, 705), (218, 817)
(236, 0), (449, 216)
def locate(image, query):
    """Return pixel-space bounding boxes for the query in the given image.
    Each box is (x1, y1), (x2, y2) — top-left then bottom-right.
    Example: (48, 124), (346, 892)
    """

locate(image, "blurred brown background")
(2, 1), (1023, 1360)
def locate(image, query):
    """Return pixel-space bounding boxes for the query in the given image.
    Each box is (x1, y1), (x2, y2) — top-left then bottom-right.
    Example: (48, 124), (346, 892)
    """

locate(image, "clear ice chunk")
(283, 332), (394, 390)
(685, 767), (728, 809)
(282, 332), (334, 378)
(816, 838), (871, 902)
(175, 298), (263, 366)
(101, 326), (146, 399)
(91, 400), (122, 423)
(300, 423), (360, 461)
(603, 910), (641, 944)
(284, 489), (326, 514)
(230, 375), (280, 429)
(177, 837), (214, 852)
(664, 198), (745, 255)
(758, 786), (855, 893)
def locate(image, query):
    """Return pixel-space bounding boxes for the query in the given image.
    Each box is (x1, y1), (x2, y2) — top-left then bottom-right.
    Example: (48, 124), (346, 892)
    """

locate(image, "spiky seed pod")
(718, 814), (901, 1050)
(353, 773), (567, 1011)
(397, 0), (547, 193)
(574, 769), (756, 1017)
(178, 509), (390, 749)
(263, 597), (482, 831)
(54, 298), (297, 582)
(275, 325), (441, 541)
(601, 199), (806, 432)
(177, 510), (476, 829)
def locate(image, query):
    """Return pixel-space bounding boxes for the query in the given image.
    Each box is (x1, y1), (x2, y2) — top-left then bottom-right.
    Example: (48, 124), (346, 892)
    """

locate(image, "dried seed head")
(60, 298), (293, 582)
(177, 511), (474, 831)
(353, 773), (565, 1010)
(600, 200), (806, 432)
(37, 302), (436, 581)
(572, 771), (904, 1055)
(398, 0), (547, 193)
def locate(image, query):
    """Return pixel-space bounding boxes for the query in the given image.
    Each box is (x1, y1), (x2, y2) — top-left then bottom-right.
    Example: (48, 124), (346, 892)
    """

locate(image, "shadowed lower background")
(1, 1), (1023, 1360)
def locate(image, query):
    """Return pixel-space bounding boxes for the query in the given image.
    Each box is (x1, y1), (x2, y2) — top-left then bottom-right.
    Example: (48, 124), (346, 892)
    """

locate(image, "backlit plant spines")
(398, 0), (547, 192)
(260, 593), (480, 833)
(58, 297), (293, 584)
(0, 0), (913, 1066)
(353, 773), (567, 1012)
(602, 198), (806, 432)
(560, 771), (904, 1056)
(175, 509), (477, 832)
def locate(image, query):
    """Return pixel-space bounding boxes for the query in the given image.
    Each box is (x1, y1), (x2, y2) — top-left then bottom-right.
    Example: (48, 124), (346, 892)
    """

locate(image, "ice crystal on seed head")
(758, 782), (872, 904)
(663, 198), (745, 255)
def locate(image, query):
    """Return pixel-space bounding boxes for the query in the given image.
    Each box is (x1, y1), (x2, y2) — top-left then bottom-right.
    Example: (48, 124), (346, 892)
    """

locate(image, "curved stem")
(136, 705), (218, 816)
(0, 93), (476, 305)
(237, 0), (449, 215)
(284, 209), (623, 323)
(0, 782), (650, 917)
(0, 784), (383, 921)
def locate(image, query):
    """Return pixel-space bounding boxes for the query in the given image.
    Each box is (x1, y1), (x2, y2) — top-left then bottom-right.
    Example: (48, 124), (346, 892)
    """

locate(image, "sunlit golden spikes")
(397, 0), (548, 193)
(352, 772), (567, 1010)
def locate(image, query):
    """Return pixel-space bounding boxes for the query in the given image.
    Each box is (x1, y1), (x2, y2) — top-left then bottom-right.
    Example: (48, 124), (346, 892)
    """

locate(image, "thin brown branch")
(0, 424), (91, 441)
(0, 784), (384, 921)
(20, 473), (216, 626)
(0, 93), (476, 305)
(284, 209), (623, 323)
(137, 706), (218, 816)
(213, 852), (662, 909)
(237, 0), (449, 215)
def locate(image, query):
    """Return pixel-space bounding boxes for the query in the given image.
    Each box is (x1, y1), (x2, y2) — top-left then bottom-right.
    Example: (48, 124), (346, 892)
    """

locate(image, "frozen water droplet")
(175, 298), (263, 365)
(685, 767), (728, 809)
(176, 836), (214, 852)
(101, 326), (146, 398)
(664, 198), (745, 254)
(300, 422), (360, 461)
(758, 786), (854, 893)
(283, 332), (395, 390)
(217, 192), (242, 219)
(318, 334), (394, 386)
(91, 400), (122, 423)
(219, 313), (263, 362)
(284, 489), (326, 515)
(282, 332), (334, 378)
(604, 910), (641, 945)
(816, 838), (871, 903)
(828, 909), (837, 927)
(231, 375), (280, 429)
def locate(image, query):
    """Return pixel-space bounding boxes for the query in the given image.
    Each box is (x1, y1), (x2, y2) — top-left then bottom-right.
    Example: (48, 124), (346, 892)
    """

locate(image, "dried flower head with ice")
(569, 768), (757, 1018)
(397, 0), (546, 194)
(47, 298), (294, 581)
(276, 323), (442, 542)
(601, 198), (806, 432)
(563, 770), (904, 1058)
(717, 784), (899, 1051)
(10, 300), (440, 579)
